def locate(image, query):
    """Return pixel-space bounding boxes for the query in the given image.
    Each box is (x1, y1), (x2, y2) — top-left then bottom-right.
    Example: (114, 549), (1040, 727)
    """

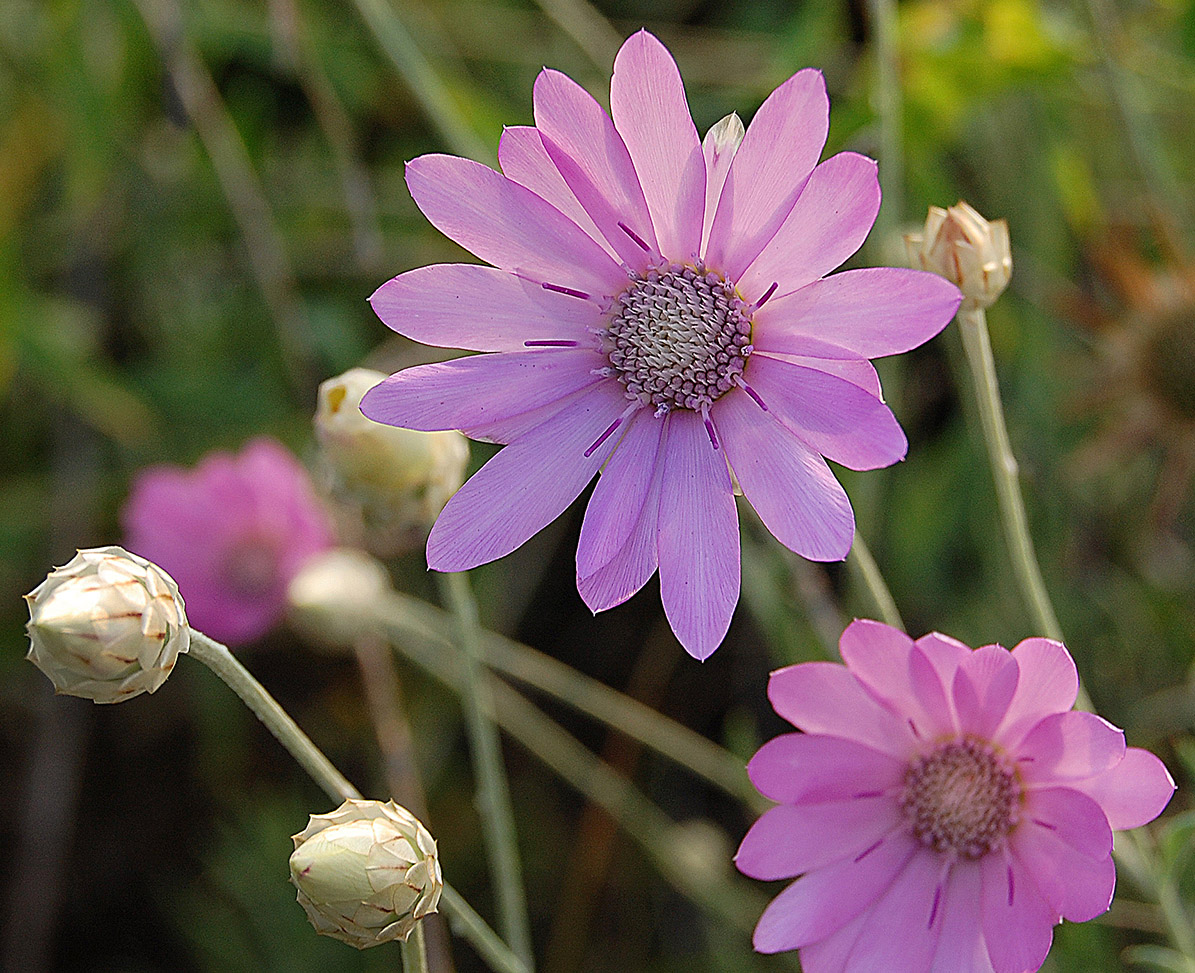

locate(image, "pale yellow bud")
(286, 548), (392, 647)
(905, 201), (1012, 309)
(314, 367), (469, 556)
(290, 799), (442, 949)
(24, 546), (189, 703)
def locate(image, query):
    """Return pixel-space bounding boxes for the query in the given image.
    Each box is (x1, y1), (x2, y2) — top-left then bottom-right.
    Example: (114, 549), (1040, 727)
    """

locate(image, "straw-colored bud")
(24, 546), (189, 703)
(905, 201), (1012, 309)
(289, 799), (442, 949)
(286, 547), (392, 648)
(315, 367), (469, 555)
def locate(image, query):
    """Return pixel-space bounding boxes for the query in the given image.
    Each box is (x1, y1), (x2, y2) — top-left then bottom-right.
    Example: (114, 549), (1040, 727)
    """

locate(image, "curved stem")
(847, 529), (905, 631)
(438, 573), (534, 971)
(401, 920), (430, 973)
(440, 883), (532, 973)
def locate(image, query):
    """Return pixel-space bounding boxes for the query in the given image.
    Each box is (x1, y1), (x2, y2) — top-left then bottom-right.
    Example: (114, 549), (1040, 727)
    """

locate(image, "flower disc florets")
(900, 738), (1019, 859)
(601, 262), (752, 412)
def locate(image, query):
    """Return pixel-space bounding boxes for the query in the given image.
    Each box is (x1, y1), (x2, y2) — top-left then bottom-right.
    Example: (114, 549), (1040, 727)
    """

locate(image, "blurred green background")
(3, 0), (1195, 970)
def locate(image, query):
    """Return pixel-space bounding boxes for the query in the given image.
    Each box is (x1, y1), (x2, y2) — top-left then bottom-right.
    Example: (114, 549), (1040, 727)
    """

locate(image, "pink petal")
(995, 638), (1078, 747)
(704, 68), (828, 280)
(764, 352), (884, 399)
(838, 618), (917, 705)
(744, 353), (908, 470)
(700, 113), (742, 253)
(767, 662), (916, 759)
(979, 853), (1058, 973)
(736, 797), (905, 880)
(425, 383), (627, 571)
(796, 909), (868, 973)
(1070, 747), (1175, 831)
(405, 154), (625, 297)
(576, 412), (663, 579)
(908, 644), (957, 739)
(360, 349), (606, 432)
(1024, 786), (1113, 860)
(753, 268), (960, 359)
(752, 833), (917, 954)
(655, 410), (738, 659)
(609, 30), (705, 262)
(953, 645), (1019, 739)
(498, 126), (614, 257)
(1013, 832), (1115, 923)
(533, 68), (657, 268)
(369, 264), (599, 351)
(738, 152), (880, 302)
(1016, 711), (1126, 784)
(841, 848), (945, 972)
(714, 389), (854, 561)
(931, 862), (995, 973)
(465, 385), (593, 445)
(747, 732), (904, 805)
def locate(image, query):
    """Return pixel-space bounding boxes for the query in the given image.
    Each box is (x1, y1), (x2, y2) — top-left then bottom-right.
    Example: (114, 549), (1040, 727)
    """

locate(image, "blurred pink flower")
(363, 30), (961, 659)
(736, 619), (1175, 971)
(122, 437), (336, 645)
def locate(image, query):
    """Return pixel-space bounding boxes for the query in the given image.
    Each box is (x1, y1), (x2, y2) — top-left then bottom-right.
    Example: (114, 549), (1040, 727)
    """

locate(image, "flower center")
(601, 263), (753, 413)
(899, 739), (1020, 859)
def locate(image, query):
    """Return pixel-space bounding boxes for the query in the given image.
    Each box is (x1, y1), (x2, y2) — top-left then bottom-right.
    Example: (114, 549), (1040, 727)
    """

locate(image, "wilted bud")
(286, 547), (392, 648)
(25, 546), (189, 703)
(289, 798), (442, 949)
(314, 367), (469, 556)
(905, 201), (1012, 309)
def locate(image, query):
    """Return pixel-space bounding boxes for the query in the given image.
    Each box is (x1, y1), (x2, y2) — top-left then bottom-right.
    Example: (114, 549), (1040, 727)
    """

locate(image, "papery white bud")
(290, 799), (442, 949)
(905, 201), (1012, 309)
(286, 547), (392, 647)
(705, 112), (745, 157)
(24, 546), (189, 703)
(315, 367), (469, 556)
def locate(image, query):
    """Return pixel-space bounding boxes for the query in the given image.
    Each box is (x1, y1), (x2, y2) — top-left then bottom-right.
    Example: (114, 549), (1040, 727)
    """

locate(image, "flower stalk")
(846, 529), (904, 632)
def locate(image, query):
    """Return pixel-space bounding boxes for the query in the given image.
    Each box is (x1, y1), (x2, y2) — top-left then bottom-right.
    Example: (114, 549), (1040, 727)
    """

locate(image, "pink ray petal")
(1069, 747), (1175, 830)
(464, 384), (593, 445)
(908, 644), (957, 739)
(979, 853), (1058, 973)
(533, 68), (657, 268)
(609, 30), (705, 262)
(763, 352), (884, 398)
(1023, 787), (1113, 860)
(406, 154), (625, 297)
(498, 126), (615, 257)
(655, 410), (739, 659)
(751, 833), (917, 954)
(705, 68), (828, 280)
(753, 268), (960, 359)
(747, 732), (904, 805)
(931, 862), (995, 973)
(953, 645), (1020, 739)
(736, 797), (905, 880)
(714, 389), (854, 561)
(843, 848), (945, 972)
(1012, 830), (1116, 923)
(739, 151), (880, 302)
(577, 412), (664, 579)
(361, 349), (606, 432)
(745, 353), (908, 470)
(370, 263), (599, 351)
(700, 112), (743, 254)
(996, 637), (1079, 747)
(426, 383), (627, 571)
(1016, 711), (1126, 784)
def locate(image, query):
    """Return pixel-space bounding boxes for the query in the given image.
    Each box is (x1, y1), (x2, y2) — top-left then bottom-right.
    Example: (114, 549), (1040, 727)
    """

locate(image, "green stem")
(955, 305), (1063, 642)
(186, 630), (360, 803)
(438, 573), (534, 971)
(847, 529), (905, 631)
(867, 0), (903, 237)
(401, 919), (430, 973)
(441, 883), (532, 973)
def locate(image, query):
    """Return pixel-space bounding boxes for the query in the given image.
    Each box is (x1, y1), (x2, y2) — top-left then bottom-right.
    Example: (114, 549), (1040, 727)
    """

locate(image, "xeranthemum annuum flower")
(363, 30), (962, 658)
(736, 620), (1176, 971)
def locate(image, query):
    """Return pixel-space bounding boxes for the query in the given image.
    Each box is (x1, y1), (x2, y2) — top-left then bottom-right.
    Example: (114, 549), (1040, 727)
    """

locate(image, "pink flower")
(122, 437), (336, 645)
(362, 30), (962, 659)
(736, 619), (1176, 971)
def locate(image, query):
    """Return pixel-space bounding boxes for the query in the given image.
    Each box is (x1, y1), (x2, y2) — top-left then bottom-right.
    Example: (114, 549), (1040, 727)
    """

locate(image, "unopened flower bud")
(25, 546), (189, 703)
(289, 799), (442, 949)
(286, 548), (392, 647)
(905, 201), (1012, 309)
(315, 367), (469, 556)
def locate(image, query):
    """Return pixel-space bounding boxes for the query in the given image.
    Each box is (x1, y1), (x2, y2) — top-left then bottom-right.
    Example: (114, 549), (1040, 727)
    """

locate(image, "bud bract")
(314, 367), (469, 555)
(289, 798), (442, 949)
(905, 201), (1012, 309)
(25, 546), (189, 703)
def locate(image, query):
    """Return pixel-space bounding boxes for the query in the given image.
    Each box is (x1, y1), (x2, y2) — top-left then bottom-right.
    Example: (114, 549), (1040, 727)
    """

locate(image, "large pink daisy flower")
(736, 619), (1175, 971)
(122, 437), (336, 645)
(362, 31), (962, 658)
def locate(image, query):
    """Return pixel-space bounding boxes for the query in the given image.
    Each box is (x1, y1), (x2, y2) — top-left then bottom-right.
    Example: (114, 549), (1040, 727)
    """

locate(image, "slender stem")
(438, 573), (534, 971)
(402, 920), (431, 973)
(955, 305), (1064, 642)
(867, 0), (903, 238)
(186, 630), (360, 803)
(441, 883), (532, 973)
(847, 529), (905, 631)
